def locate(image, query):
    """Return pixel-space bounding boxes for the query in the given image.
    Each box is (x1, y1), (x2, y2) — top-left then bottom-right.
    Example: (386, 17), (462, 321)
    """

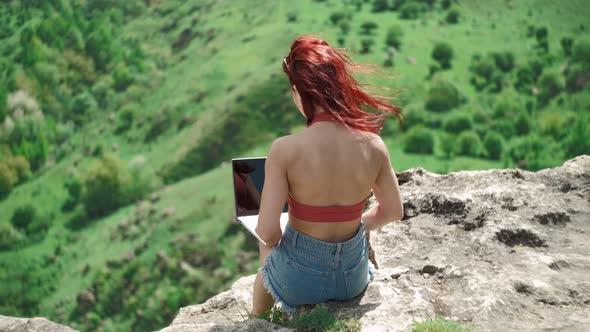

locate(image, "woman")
(253, 35), (404, 317)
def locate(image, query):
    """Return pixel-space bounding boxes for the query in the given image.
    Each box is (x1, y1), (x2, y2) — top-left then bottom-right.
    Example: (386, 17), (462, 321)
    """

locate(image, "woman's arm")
(362, 139), (403, 232)
(255, 138), (289, 247)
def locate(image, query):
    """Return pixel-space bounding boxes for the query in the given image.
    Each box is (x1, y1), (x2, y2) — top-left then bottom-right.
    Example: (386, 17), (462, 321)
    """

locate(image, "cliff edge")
(159, 155), (590, 332)
(1, 156), (589, 332)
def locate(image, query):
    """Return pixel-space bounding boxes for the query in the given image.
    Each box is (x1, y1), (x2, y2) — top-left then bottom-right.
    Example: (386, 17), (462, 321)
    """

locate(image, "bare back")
(283, 121), (386, 242)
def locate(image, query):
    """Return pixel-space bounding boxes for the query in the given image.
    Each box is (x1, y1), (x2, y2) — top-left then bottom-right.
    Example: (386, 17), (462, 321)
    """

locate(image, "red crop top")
(287, 195), (367, 222)
(286, 111), (366, 222)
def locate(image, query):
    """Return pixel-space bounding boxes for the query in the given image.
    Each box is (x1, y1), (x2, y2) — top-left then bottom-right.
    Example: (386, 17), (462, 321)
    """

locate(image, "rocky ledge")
(2, 156), (589, 332)
(159, 156), (590, 332)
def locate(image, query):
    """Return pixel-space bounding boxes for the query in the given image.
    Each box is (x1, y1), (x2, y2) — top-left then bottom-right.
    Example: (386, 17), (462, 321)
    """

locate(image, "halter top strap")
(307, 111), (337, 127)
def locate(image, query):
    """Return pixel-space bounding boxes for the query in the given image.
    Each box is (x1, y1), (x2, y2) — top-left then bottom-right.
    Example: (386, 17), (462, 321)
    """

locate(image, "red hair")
(282, 35), (403, 134)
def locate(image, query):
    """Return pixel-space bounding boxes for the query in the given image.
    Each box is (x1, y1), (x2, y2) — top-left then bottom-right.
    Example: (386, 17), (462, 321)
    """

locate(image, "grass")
(258, 305), (360, 332)
(410, 317), (471, 332)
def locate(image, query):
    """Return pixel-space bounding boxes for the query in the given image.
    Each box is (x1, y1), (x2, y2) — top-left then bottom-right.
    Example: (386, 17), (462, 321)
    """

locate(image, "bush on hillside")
(63, 177), (82, 212)
(338, 20), (351, 35)
(329, 11), (349, 25)
(372, 0), (389, 12)
(483, 131), (505, 160)
(404, 126), (434, 154)
(560, 37), (574, 57)
(441, 0), (453, 10)
(445, 7), (460, 24)
(0, 84), (7, 122)
(0, 223), (23, 250)
(515, 112), (531, 136)
(432, 42), (453, 69)
(145, 109), (173, 142)
(539, 112), (566, 140)
(113, 63), (134, 92)
(360, 21), (378, 35)
(10, 204), (36, 230)
(71, 91), (98, 126)
(385, 25), (404, 49)
(437, 132), (456, 159)
(456, 131), (482, 157)
(565, 64), (590, 93)
(563, 113), (590, 158)
(116, 104), (137, 134)
(537, 72), (563, 105)
(515, 58), (544, 93)
(399, 1), (425, 20)
(360, 38), (374, 54)
(425, 80), (462, 112)
(443, 113), (473, 133)
(491, 51), (515, 72)
(506, 135), (562, 171)
(81, 153), (131, 218)
(572, 39), (590, 66)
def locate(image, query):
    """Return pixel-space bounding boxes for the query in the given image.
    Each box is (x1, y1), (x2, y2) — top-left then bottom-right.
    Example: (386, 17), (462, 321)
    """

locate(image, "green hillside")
(0, 0), (589, 331)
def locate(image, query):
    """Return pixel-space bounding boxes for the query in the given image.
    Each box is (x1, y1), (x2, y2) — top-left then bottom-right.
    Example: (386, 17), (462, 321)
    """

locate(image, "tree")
(425, 80), (462, 112)
(404, 126), (434, 154)
(483, 132), (504, 160)
(372, 0), (389, 12)
(385, 25), (404, 49)
(443, 113), (473, 133)
(560, 37), (574, 57)
(360, 39), (374, 54)
(0, 84), (7, 122)
(537, 72), (563, 104)
(399, 2), (423, 19)
(445, 7), (460, 24)
(360, 21), (378, 35)
(457, 131), (482, 157)
(432, 42), (454, 69)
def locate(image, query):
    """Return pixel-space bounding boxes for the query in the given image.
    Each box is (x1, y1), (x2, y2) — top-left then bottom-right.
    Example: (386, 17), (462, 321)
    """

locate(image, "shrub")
(404, 126), (434, 154)
(338, 20), (351, 35)
(491, 51), (515, 72)
(385, 25), (404, 49)
(438, 132), (455, 159)
(457, 131), (482, 157)
(360, 21), (378, 35)
(441, 0), (452, 10)
(560, 37), (574, 57)
(0, 85), (7, 122)
(81, 153), (131, 218)
(483, 131), (504, 160)
(116, 104), (137, 134)
(113, 63), (134, 92)
(515, 58), (544, 93)
(63, 177), (82, 212)
(563, 113), (590, 158)
(432, 42), (454, 69)
(10, 204), (36, 230)
(445, 7), (460, 24)
(443, 113), (472, 133)
(399, 2), (424, 20)
(125, 166), (160, 203)
(0, 223), (23, 250)
(537, 72), (563, 104)
(425, 80), (462, 112)
(329, 11), (348, 25)
(372, 0), (389, 12)
(491, 119), (516, 139)
(539, 112), (566, 139)
(506, 135), (562, 171)
(515, 112), (531, 136)
(71, 91), (98, 126)
(286, 12), (297, 23)
(145, 109), (173, 141)
(360, 39), (374, 54)
(0, 162), (17, 199)
(572, 39), (590, 66)
(565, 64), (590, 92)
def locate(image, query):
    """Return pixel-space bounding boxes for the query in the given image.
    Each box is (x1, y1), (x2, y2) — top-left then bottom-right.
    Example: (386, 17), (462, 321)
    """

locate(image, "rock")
(157, 155), (590, 332)
(0, 315), (78, 332)
(5, 156), (590, 332)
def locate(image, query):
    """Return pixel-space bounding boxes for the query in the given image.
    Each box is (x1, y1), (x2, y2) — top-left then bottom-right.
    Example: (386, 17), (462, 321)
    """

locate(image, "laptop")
(232, 157), (289, 246)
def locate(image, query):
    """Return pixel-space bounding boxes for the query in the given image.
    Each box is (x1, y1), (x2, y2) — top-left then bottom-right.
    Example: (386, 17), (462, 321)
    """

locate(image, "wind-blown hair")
(282, 35), (403, 134)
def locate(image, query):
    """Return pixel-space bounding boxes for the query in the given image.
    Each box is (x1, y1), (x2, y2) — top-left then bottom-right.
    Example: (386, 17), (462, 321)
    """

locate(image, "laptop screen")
(232, 158), (288, 217)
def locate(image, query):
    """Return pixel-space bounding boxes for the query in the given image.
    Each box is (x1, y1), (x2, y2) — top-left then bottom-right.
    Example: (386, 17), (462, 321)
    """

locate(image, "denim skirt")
(259, 221), (375, 316)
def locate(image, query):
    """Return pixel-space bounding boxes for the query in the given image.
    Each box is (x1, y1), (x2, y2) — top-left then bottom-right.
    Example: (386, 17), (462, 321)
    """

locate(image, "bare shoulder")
(363, 132), (389, 158)
(268, 135), (297, 164)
